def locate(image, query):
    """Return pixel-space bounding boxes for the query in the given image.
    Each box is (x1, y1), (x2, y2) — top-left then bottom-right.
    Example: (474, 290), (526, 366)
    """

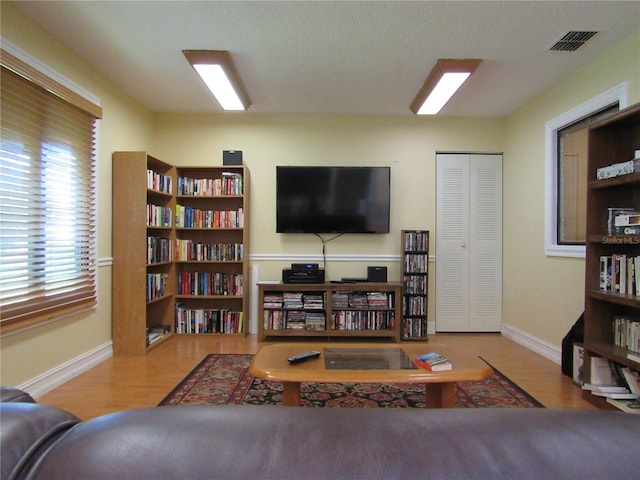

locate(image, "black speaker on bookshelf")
(223, 150), (243, 165)
(367, 266), (387, 283)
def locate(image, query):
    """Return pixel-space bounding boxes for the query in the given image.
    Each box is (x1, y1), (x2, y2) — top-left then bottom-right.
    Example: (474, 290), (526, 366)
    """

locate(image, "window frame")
(544, 82), (629, 258)
(0, 40), (102, 336)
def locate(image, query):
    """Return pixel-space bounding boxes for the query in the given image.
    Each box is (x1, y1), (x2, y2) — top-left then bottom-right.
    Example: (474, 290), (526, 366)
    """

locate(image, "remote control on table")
(287, 350), (321, 364)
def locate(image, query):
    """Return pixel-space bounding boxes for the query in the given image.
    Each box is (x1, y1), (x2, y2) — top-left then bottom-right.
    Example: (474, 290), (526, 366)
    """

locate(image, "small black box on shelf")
(367, 266), (387, 283)
(223, 150), (243, 165)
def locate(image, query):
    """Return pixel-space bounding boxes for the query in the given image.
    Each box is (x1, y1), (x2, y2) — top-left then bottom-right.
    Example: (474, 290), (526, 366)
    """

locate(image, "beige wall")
(1, 2), (638, 388)
(152, 115), (503, 333)
(152, 114), (503, 278)
(502, 31), (640, 346)
(0, 3), (155, 387)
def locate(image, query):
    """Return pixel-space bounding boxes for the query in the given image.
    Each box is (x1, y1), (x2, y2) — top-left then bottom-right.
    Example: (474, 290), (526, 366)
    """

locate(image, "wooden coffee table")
(249, 343), (493, 408)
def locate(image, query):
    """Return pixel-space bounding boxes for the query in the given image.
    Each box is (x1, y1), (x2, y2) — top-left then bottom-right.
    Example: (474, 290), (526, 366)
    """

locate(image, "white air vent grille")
(550, 31), (598, 51)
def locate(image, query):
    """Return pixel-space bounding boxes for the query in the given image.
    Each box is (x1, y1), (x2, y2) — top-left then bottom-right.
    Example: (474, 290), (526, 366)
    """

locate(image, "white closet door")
(436, 153), (502, 332)
(436, 154), (471, 331)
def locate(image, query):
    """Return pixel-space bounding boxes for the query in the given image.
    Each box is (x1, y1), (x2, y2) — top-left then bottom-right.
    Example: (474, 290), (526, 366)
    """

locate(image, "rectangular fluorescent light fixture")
(183, 50), (251, 111)
(410, 59), (481, 115)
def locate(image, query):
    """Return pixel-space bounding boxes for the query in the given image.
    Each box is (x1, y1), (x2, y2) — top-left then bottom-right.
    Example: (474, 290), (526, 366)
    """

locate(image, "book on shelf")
(414, 352), (452, 371)
(606, 397), (640, 413)
(583, 384), (638, 400)
(589, 356), (615, 385)
(613, 211), (640, 235)
(597, 159), (640, 180)
(149, 324), (171, 334)
(583, 357), (640, 399)
(607, 208), (635, 235)
(146, 326), (169, 345)
(612, 315), (640, 353)
(591, 390), (639, 400)
(147, 332), (162, 345)
(582, 384), (629, 392)
(628, 351), (640, 363)
(621, 367), (640, 395)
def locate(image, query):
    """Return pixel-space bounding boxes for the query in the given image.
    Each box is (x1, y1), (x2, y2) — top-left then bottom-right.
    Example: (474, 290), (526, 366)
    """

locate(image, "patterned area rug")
(159, 354), (544, 408)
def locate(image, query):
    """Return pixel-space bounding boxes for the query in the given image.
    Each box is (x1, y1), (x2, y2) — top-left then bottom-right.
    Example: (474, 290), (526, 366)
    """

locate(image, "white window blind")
(0, 49), (101, 334)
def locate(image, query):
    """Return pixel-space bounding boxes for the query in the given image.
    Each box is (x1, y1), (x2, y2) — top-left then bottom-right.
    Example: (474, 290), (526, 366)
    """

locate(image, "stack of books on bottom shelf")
(414, 352), (452, 371)
(146, 324), (171, 346)
(582, 356), (640, 413)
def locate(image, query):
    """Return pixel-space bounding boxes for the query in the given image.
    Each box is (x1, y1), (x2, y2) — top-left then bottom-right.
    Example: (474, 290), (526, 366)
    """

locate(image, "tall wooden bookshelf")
(401, 230), (429, 340)
(174, 166), (249, 336)
(259, 282), (402, 342)
(583, 103), (640, 408)
(112, 152), (249, 356)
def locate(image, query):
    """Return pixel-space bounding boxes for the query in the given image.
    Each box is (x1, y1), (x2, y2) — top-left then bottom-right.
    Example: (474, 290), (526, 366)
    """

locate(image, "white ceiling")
(11, 1), (640, 117)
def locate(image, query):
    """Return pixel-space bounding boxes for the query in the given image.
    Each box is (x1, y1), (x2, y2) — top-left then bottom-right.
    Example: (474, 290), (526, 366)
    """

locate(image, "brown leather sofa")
(2, 386), (639, 480)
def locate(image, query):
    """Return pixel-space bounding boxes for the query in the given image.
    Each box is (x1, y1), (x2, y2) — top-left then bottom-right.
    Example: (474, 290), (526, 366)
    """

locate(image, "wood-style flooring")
(37, 333), (595, 420)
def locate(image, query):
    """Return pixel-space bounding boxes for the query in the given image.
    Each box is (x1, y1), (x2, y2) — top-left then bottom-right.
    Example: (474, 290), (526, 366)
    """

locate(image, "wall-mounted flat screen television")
(276, 166), (390, 233)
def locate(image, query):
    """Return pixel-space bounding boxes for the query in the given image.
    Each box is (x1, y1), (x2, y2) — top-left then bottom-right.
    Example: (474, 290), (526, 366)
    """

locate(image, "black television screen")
(276, 166), (390, 233)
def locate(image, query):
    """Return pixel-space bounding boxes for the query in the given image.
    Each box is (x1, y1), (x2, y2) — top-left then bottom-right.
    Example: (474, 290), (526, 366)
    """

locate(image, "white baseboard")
(501, 323), (561, 365)
(18, 341), (113, 399)
(427, 321), (436, 335)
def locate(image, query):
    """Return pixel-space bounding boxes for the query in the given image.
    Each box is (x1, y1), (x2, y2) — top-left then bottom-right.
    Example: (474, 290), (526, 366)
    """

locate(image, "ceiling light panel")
(183, 50), (251, 111)
(410, 59), (481, 115)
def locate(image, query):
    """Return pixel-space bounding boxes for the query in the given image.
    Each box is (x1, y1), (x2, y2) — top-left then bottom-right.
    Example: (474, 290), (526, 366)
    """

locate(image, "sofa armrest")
(0, 403), (79, 480)
(1, 386), (35, 403)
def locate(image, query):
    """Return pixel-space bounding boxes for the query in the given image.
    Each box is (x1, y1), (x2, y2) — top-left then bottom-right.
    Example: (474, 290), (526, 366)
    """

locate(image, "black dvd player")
(282, 268), (325, 284)
(291, 263), (319, 270)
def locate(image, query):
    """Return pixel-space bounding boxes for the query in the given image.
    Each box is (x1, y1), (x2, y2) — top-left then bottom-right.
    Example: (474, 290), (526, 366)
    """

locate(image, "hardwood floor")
(37, 333), (595, 420)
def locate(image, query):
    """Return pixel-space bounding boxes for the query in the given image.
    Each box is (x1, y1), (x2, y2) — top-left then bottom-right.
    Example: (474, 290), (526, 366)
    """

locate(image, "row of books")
(331, 311), (395, 331)
(599, 254), (640, 295)
(147, 237), (173, 264)
(332, 291), (394, 309)
(177, 172), (243, 196)
(174, 240), (243, 262)
(404, 254), (428, 273)
(404, 295), (426, 316)
(177, 272), (243, 296)
(146, 273), (168, 302)
(612, 315), (640, 354)
(147, 204), (173, 227)
(403, 275), (427, 295)
(262, 310), (326, 331)
(402, 318), (427, 339)
(147, 169), (172, 194)
(175, 206), (244, 229)
(403, 231), (429, 252)
(175, 305), (243, 334)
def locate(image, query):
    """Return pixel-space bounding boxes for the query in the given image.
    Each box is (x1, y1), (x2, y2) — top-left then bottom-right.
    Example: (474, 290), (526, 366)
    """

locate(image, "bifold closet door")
(436, 153), (502, 332)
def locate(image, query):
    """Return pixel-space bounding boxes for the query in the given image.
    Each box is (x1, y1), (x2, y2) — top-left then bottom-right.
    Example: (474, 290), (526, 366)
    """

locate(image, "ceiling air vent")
(550, 31), (598, 51)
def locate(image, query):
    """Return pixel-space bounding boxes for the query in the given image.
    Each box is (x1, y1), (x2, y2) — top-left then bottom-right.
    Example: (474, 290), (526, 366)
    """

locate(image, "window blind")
(1, 59), (99, 334)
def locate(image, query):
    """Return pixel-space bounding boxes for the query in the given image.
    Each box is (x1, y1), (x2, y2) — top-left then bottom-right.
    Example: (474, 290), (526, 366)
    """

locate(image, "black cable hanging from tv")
(314, 232), (344, 271)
